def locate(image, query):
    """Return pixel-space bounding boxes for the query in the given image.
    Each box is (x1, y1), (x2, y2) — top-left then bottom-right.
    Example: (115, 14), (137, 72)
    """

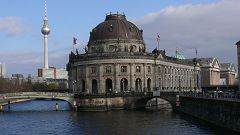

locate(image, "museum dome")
(89, 14), (143, 42)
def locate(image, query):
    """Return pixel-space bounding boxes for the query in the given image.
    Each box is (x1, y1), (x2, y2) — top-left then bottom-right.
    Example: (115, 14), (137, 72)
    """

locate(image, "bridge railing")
(180, 92), (240, 102)
(74, 92), (153, 98)
(0, 92), (74, 99)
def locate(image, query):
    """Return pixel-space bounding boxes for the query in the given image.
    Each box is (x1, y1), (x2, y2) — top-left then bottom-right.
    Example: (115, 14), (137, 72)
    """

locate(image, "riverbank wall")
(178, 96), (240, 132)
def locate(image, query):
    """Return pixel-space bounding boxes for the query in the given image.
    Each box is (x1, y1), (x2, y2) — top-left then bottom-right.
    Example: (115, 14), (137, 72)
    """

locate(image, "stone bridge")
(0, 91), (178, 111)
(74, 92), (178, 111)
(0, 92), (75, 106)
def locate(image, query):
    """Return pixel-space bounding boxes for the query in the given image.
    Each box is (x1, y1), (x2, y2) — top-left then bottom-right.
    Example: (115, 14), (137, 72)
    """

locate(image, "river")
(0, 100), (237, 135)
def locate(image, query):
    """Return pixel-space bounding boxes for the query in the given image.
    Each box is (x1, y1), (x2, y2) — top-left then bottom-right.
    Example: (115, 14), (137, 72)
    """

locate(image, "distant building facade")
(67, 14), (201, 94)
(37, 67), (68, 88)
(198, 58), (221, 87)
(38, 67), (68, 80)
(220, 63), (236, 86)
(11, 74), (24, 85)
(0, 63), (7, 78)
(235, 41), (240, 91)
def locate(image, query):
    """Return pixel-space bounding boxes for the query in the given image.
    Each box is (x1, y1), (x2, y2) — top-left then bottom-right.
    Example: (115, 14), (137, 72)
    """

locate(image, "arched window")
(105, 79), (113, 92)
(92, 79), (98, 94)
(147, 78), (151, 91)
(135, 78), (142, 92)
(81, 80), (85, 92)
(120, 78), (128, 92)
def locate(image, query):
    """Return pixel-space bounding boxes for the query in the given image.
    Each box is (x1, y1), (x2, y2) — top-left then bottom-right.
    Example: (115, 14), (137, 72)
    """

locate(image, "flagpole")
(73, 37), (77, 52)
(157, 33), (160, 50)
(195, 48), (198, 59)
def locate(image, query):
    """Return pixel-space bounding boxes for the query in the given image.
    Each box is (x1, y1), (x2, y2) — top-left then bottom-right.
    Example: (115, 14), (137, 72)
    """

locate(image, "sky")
(0, 0), (239, 77)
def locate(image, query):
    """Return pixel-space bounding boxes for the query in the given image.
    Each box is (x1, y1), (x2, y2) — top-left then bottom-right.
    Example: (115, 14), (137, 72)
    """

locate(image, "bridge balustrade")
(74, 92), (153, 98)
(0, 92), (74, 99)
(180, 91), (240, 102)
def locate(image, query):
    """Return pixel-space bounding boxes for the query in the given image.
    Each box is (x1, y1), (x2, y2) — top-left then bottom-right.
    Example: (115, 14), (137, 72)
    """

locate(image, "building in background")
(220, 63), (237, 86)
(198, 58), (237, 92)
(11, 74), (24, 85)
(0, 63), (7, 78)
(198, 58), (221, 87)
(236, 41), (240, 91)
(38, 67), (68, 88)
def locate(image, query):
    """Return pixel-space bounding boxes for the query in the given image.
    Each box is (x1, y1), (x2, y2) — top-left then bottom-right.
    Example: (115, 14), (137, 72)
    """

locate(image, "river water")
(0, 100), (237, 135)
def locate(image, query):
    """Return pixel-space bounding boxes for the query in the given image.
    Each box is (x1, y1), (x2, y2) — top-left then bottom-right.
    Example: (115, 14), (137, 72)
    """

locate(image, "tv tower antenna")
(41, 0), (50, 69)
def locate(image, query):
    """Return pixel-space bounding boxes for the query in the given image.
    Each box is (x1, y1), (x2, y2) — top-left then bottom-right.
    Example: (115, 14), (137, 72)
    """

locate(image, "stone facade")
(67, 14), (201, 94)
(236, 41), (240, 91)
(220, 63), (236, 86)
(198, 58), (221, 87)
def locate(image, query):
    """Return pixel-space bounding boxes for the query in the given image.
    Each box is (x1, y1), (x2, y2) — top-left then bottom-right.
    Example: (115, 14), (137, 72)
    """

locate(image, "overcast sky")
(0, 0), (239, 77)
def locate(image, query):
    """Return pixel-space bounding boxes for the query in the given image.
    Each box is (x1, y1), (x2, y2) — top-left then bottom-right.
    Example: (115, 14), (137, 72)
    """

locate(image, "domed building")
(67, 13), (201, 94)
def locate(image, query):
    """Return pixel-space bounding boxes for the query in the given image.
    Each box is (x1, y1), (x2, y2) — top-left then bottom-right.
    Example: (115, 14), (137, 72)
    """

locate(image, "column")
(130, 63), (134, 91)
(98, 64), (103, 93)
(114, 64), (120, 92)
(85, 66), (90, 94)
(143, 63), (146, 91)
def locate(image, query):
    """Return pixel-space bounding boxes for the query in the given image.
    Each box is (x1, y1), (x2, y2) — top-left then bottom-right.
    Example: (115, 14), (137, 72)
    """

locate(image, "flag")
(195, 48), (198, 57)
(157, 33), (160, 42)
(73, 37), (77, 45)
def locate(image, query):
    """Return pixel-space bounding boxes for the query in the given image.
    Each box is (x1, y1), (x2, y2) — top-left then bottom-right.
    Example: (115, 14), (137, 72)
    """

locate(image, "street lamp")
(122, 79), (124, 92)
(137, 79), (139, 92)
(179, 77), (181, 95)
(72, 80), (77, 93)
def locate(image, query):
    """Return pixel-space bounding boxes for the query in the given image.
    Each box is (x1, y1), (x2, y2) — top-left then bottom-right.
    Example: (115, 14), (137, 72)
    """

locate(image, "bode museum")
(67, 13), (202, 94)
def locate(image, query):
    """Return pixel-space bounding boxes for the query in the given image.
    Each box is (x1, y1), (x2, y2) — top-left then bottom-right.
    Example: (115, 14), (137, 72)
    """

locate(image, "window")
(105, 66), (112, 73)
(121, 66), (127, 73)
(136, 66), (141, 73)
(108, 24), (113, 32)
(124, 46), (128, 52)
(147, 66), (151, 73)
(158, 67), (161, 73)
(129, 25), (134, 32)
(91, 67), (96, 74)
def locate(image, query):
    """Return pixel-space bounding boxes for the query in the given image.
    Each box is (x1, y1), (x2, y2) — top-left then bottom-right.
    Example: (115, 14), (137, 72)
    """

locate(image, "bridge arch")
(133, 97), (173, 110)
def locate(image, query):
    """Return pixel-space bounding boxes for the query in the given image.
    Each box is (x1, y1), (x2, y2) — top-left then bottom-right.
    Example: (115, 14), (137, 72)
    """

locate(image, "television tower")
(41, 0), (50, 69)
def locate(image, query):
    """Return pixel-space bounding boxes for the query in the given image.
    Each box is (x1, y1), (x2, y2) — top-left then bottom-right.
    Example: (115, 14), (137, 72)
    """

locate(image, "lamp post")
(179, 76), (181, 95)
(137, 79), (140, 92)
(122, 79), (124, 92)
(72, 80), (77, 93)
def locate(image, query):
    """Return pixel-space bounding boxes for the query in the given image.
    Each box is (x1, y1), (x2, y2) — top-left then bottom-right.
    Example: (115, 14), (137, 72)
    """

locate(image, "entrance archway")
(105, 78), (113, 92)
(120, 78), (128, 92)
(81, 80), (85, 92)
(147, 78), (151, 91)
(92, 79), (98, 94)
(135, 78), (142, 92)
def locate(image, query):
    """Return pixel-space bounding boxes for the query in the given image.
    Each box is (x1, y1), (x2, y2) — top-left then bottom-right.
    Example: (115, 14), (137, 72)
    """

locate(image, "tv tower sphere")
(41, 17), (50, 35)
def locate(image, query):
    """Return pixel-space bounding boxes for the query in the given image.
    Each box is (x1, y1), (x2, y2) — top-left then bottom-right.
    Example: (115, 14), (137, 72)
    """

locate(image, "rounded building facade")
(67, 14), (201, 94)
